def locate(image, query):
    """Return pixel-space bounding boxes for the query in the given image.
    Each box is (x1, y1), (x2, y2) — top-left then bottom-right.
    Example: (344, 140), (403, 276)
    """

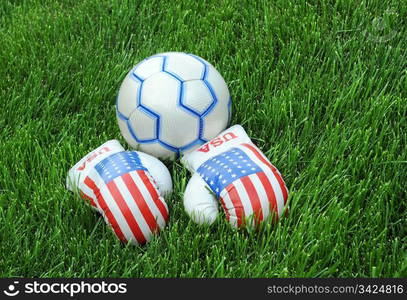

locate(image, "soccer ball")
(116, 52), (231, 159)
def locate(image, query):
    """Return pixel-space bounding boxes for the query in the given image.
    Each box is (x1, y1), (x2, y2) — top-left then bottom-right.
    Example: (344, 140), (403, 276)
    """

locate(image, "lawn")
(0, 0), (406, 277)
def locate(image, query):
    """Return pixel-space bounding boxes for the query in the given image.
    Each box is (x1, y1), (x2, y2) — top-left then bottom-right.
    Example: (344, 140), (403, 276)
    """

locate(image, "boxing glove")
(66, 140), (172, 245)
(181, 125), (288, 227)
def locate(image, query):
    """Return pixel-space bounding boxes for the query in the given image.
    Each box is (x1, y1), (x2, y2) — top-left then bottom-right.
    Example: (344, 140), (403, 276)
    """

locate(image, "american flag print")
(197, 143), (288, 227)
(78, 151), (169, 244)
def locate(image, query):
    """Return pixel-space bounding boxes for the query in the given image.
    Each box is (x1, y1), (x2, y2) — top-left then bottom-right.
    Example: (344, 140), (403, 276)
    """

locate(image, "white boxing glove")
(67, 140), (172, 245)
(181, 125), (288, 227)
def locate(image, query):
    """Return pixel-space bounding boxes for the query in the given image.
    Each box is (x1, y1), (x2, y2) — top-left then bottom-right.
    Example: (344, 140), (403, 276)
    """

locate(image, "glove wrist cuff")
(181, 125), (252, 172)
(66, 140), (125, 191)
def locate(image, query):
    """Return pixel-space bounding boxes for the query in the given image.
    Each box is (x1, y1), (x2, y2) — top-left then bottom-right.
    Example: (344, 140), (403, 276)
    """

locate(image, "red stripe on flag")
(122, 173), (158, 233)
(226, 183), (245, 227)
(137, 170), (169, 223)
(242, 143), (288, 204)
(84, 177), (126, 242)
(219, 196), (230, 222)
(80, 190), (97, 207)
(240, 176), (263, 224)
(106, 180), (146, 244)
(256, 172), (278, 220)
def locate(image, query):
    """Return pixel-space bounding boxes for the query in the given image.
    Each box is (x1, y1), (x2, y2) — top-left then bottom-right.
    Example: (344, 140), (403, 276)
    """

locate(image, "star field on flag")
(197, 147), (262, 197)
(95, 152), (147, 183)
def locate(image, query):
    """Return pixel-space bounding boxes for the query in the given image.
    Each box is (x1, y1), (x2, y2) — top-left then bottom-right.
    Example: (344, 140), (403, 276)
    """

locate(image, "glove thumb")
(183, 173), (219, 225)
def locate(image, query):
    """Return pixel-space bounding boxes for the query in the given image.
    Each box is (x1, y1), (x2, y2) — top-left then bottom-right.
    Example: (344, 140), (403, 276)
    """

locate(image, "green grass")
(0, 0), (406, 277)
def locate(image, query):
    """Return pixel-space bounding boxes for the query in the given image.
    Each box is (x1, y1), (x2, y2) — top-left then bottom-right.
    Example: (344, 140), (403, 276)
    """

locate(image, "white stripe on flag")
(219, 189), (238, 227)
(89, 172), (137, 243)
(240, 147), (285, 217)
(114, 176), (152, 242)
(233, 179), (254, 221)
(130, 172), (166, 229)
(79, 181), (99, 209)
(262, 170), (284, 217)
(247, 173), (270, 219)
(246, 144), (289, 197)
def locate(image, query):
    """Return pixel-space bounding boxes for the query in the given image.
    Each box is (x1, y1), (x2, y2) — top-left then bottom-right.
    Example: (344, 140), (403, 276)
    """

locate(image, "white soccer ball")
(116, 52), (231, 159)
